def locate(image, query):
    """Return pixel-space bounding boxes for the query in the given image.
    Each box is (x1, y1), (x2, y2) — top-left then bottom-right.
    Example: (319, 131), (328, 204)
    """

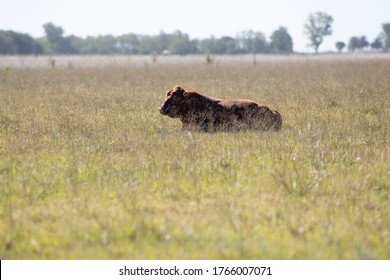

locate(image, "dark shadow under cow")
(159, 85), (282, 132)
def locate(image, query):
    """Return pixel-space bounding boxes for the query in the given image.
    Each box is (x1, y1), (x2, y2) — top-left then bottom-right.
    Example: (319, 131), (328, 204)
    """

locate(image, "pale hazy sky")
(1, 0), (389, 52)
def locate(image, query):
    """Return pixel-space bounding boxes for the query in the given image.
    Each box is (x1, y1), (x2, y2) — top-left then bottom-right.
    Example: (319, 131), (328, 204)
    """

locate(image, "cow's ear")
(173, 85), (185, 96)
(173, 85), (184, 91)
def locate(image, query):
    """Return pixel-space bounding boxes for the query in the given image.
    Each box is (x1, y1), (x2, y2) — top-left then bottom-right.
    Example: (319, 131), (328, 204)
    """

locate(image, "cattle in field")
(159, 86), (282, 132)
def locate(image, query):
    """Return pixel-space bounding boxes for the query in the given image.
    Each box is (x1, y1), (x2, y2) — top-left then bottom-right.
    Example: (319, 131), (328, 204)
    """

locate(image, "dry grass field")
(0, 54), (389, 259)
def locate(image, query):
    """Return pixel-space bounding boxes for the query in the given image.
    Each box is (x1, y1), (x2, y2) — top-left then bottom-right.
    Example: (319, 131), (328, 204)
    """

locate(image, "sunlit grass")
(0, 55), (389, 259)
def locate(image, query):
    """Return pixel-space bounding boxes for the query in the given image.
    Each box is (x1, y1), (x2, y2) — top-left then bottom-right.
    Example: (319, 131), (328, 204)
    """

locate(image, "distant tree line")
(0, 23), (293, 55)
(334, 26), (390, 53)
(303, 12), (390, 53)
(345, 23), (390, 52)
(1, 19), (390, 55)
(0, 30), (44, 54)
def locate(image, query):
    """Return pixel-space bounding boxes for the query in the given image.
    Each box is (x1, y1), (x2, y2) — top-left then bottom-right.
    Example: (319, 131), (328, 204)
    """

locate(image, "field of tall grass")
(0, 54), (389, 259)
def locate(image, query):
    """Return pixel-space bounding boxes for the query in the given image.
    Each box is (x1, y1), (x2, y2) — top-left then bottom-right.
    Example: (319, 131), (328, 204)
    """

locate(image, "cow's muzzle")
(159, 106), (167, 115)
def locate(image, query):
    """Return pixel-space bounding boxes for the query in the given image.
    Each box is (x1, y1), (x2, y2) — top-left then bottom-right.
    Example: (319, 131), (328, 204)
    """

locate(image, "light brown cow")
(159, 85), (282, 132)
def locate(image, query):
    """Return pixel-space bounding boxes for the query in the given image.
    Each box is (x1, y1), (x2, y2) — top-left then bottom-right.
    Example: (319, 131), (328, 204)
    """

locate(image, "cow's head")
(159, 85), (186, 118)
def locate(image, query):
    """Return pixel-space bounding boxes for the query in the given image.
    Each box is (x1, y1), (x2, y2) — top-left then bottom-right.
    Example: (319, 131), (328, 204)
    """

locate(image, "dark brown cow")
(159, 85), (282, 132)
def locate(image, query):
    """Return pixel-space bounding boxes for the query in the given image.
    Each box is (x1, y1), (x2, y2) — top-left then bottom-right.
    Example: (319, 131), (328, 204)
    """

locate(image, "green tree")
(252, 32), (269, 53)
(348, 36), (360, 51)
(371, 37), (383, 50)
(0, 30), (43, 54)
(199, 36), (237, 54)
(271, 27), (293, 53)
(66, 35), (83, 54)
(155, 31), (172, 53)
(43, 22), (65, 53)
(43, 22), (78, 54)
(382, 23), (390, 51)
(348, 36), (369, 51)
(236, 30), (269, 53)
(13, 32), (43, 54)
(35, 37), (51, 53)
(218, 36), (237, 54)
(360, 36), (369, 49)
(138, 35), (157, 54)
(92, 35), (118, 54)
(0, 31), (16, 54)
(118, 33), (140, 54)
(168, 31), (196, 54)
(335, 41), (346, 53)
(199, 37), (217, 54)
(304, 12), (333, 53)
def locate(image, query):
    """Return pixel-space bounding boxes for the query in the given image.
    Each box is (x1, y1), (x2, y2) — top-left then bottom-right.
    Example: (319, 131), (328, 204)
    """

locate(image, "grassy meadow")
(0, 54), (389, 259)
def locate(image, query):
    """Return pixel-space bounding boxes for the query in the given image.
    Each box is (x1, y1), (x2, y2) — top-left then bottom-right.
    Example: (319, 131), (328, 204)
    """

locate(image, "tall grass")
(0, 56), (389, 259)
